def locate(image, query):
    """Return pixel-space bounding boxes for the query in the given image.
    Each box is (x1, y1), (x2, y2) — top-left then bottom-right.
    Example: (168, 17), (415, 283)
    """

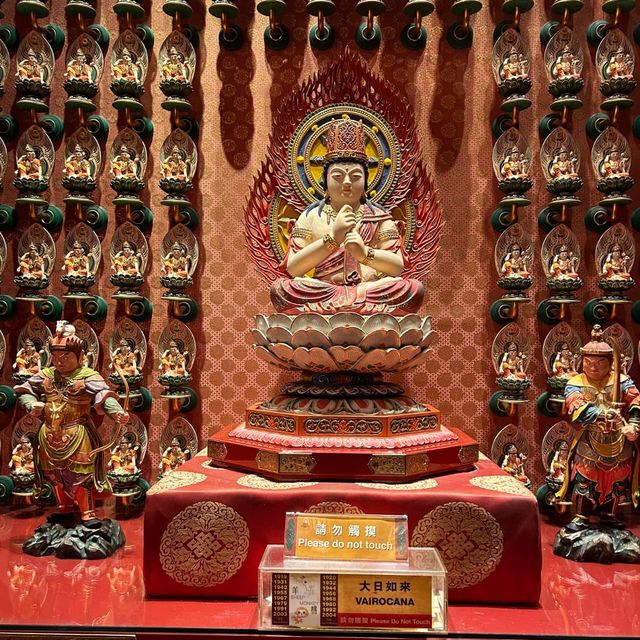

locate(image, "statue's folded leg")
(270, 278), (339, 313)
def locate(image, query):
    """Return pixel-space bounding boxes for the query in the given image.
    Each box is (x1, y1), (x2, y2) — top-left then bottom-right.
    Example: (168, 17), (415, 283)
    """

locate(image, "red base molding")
(207, 423), (479, 482)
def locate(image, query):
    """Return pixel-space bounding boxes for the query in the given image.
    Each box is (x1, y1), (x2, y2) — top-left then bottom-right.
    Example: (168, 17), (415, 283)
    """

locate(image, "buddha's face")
(511, 245), (521, 258)
(326, 162), (365, 204)
(52, 349), (80, 375)
(120, 149), (130, 161)
(26, 150), (35, 160)
(559, 249), (568, 259)
(582, 354), (611, 381)
(508, 344), (518, 357)
(76, 50), (86, 62)
(120, 341), (130, 354)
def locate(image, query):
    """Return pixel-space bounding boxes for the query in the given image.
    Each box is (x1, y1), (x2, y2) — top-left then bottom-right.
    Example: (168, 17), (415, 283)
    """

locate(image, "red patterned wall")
(0, 0), (638, 487)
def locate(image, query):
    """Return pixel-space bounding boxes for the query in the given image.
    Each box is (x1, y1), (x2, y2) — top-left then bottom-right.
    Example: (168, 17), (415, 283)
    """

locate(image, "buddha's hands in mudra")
(331, 205), (358, 244)
(344, 230), (367, 262)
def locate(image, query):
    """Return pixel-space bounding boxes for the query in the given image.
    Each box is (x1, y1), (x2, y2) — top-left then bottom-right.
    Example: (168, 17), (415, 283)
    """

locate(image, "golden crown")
(324, 117), (368, 164)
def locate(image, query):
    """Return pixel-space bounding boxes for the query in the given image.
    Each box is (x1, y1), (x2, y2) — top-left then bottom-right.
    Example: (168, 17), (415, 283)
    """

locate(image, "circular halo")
(287, 103), (401, 206)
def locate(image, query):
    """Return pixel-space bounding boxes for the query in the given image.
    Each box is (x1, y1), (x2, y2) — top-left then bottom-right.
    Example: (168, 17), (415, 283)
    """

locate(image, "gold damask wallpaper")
(0, 0), (638, 487)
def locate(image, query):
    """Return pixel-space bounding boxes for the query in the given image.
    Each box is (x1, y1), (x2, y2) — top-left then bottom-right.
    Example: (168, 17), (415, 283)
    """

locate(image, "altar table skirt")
(144, 453), (541, 604)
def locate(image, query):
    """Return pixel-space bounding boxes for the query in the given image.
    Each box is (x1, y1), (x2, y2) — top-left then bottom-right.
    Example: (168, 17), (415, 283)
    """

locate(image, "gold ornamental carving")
(306, 502), (364, 514)
(256, 450), (279, 472)
(159, 501), (250, 587)
(459, 444), (480, 465)
(209, 442), (228, 461)
(237, 474), (319, 490)
(406, 453), (429, 475)
(368, 454), (406, 476)
(304, 418), (383, 435)
(390, 416), (438, 434)
(248, 412), (295, 432)
(411, 502), (503, 589)
(470, 475), (533, 496)
(356, 478), (438, 490)
(147, 471), (207, 496)
(280, 453), (316, 474)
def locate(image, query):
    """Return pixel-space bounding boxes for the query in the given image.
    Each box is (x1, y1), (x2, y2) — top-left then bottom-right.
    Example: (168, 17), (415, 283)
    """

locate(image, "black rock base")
(23, 516), (126, 559)
(553, 524), (640, 564)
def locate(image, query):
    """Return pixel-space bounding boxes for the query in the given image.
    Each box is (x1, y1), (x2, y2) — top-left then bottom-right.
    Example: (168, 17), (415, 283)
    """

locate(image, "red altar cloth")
(144, 453), (541, 604)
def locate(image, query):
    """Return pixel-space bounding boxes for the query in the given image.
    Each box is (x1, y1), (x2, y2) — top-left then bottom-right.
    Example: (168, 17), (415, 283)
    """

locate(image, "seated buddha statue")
(553, 47), (580, 80)
(14, 339), (42, 376)
(15, 145), (42, 180)
(111, 145), (140, 179)
(161, 47), (188, 82)
(109, 437), (139, 474)
(63, 241), (90, 277)
(16, 49), (45, 83)
(17, 243), (45, 279)
(64, 145), (92, 180)
(550, 147), (578, 180)
(109, 339), (140, 377)
(161, 146), (188, 180)
(9, 436), (35, 475)
(162, 242), (190, 279)
(270, 117), (424, 315)
(601, 243), (632, 281)
(112, 241), (141, 276)
(550, 245), (579, 279)
(111, 48), (141, 82)
(65, 48), (92, 82)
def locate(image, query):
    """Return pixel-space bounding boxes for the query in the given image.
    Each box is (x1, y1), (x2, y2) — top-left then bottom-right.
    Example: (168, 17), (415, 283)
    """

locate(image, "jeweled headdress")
(323, 117), (368, 164)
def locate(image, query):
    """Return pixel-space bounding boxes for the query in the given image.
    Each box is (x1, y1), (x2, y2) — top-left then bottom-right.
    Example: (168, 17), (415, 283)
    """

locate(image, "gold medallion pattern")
(236, 475), (319, 490)
(306, 502), (363, 514)
(411, 502), (503, 589)
(147, 471), (207, 496)
(470, 475), (533, 496)
(159, 501), (250, 587)
(355, 478), (438, 490)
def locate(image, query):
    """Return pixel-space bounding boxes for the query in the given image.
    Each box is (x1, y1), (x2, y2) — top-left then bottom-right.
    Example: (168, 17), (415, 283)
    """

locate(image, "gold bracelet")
(363, 247), (375, 265)
(323, 234), (339, 251)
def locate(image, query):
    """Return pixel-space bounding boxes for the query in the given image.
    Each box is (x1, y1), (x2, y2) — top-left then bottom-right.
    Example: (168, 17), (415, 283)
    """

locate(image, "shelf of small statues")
(14, 227), (63, 321)
(209, 0), (244, 51)
(491, 129), (532, 233)
(110, 29), (149, 113)
(537, 225), (583, 325)
(493, 27), (532, 114)
(492, 223), (532, 323)
(114, 0), (145, 19)
(64, 32), (104, 113)
(13, 126), (54, 208)
(159, 31), (195, 113)
(595, 28), (636, 112)
(159, 129), (197, 208)
(163, 0), (192, 18)
(106, 415), (149, 506)
(160, 224), (199, 321)
(107, 319), (152, 412)
(157, 321), (198, 412)
(65, 0), (98, 19)
(15, 30), (60, 111)
(110, 128), (148, 209)
(489, 323), (532, 416)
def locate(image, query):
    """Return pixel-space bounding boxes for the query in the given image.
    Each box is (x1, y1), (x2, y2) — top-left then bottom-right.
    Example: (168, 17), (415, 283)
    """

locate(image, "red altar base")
(207, 404), (479, 481)
(0, 505), (638, 639)
(144, 453), (539, 604)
